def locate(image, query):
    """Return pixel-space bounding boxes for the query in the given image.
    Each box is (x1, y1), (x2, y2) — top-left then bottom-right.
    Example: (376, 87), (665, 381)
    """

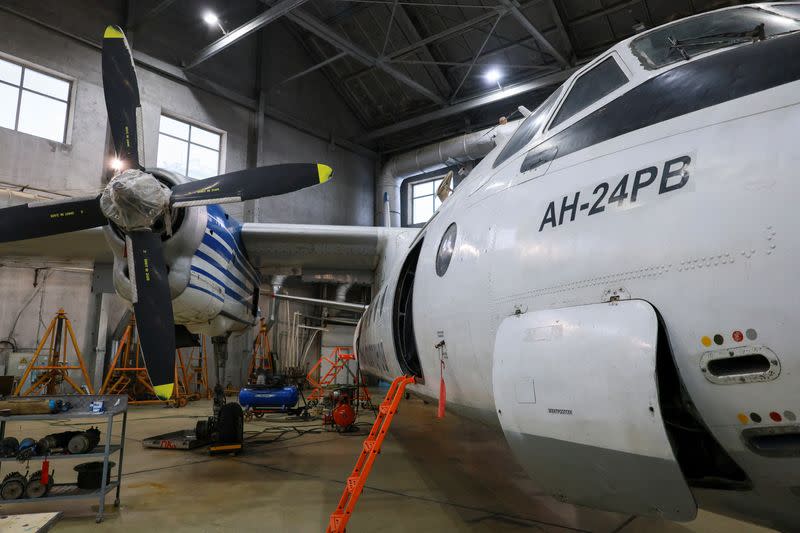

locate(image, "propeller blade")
(169, 163), (333, 207)
(102, 25), (144, 171)
(127, 230), (175, 399)
(0, 195), (106, 243)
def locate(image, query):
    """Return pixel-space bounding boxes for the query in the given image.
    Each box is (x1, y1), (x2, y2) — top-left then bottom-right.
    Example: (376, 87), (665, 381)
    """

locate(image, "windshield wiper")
(668, 23), (766, 60)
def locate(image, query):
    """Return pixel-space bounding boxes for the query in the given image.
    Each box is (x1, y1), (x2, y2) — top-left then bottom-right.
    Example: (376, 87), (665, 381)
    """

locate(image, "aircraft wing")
(0, 227), (113, 262)
(239, 223), (409, 277)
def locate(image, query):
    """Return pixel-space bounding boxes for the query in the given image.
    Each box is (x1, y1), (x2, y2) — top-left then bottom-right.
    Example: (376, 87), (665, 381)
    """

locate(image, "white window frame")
(0, 51), (77, 145)
(156, 111), (227, 178)
(407, 174), (445, 226)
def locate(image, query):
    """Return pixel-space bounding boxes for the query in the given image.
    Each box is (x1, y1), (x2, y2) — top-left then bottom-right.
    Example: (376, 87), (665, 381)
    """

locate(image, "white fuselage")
(356, 4), (800, 530)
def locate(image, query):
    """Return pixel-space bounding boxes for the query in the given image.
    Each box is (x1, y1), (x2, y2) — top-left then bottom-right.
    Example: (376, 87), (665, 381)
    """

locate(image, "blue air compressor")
(239, 384), (308, 419)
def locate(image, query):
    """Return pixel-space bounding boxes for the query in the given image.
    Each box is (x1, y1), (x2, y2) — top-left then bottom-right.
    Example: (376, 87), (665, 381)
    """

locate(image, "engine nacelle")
(103, 168), (206, 305)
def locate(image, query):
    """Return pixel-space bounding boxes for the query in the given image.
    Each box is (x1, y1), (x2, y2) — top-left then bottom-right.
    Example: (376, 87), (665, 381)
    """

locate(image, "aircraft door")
(492, 300), (696, 520)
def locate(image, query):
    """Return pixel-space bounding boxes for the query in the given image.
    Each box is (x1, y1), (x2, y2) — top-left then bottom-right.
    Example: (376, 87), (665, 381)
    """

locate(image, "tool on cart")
(327, 376), (415, 533)
(25, 468), (54, 498)
(1, 471), (27, 500)
(37, 428), (100, 455)
(15, 309), (93, 396)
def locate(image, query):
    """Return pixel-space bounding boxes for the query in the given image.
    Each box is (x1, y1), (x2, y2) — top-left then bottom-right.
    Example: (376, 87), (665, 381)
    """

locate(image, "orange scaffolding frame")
(15, 308), (93, 396)
(327, 375), (415, 533)
(184, 336), (210, 400)
(306, 346), (370, 404)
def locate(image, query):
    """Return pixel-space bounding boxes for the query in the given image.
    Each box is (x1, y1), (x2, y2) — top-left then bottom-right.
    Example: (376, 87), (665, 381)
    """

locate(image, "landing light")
(110, 158), (123, 171)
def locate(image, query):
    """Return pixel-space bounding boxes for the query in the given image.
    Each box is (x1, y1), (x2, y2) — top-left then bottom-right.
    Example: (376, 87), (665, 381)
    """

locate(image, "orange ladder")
(327, 375), (415, 533)
(307, 347), (371, 405)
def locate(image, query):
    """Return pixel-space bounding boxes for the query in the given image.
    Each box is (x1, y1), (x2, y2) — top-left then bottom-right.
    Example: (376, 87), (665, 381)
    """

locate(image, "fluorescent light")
(203, 11), (219, 25)
(485, 68), (502, 83)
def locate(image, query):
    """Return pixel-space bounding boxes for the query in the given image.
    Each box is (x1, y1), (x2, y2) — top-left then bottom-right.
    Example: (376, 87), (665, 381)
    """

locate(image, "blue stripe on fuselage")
(191, 265), (251, 304)
(205, 205), (259, 285)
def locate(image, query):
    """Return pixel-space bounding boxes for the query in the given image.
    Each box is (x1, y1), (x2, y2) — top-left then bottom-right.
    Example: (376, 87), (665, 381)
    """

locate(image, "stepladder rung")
(327, 375), (415, 533)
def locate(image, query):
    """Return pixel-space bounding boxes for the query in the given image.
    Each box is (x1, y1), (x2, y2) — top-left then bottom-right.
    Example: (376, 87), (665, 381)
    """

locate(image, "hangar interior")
(0, 0), (791, 531)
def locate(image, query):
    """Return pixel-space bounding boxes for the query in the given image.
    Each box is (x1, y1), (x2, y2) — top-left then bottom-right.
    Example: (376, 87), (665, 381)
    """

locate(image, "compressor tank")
(238, 385), (299, 410)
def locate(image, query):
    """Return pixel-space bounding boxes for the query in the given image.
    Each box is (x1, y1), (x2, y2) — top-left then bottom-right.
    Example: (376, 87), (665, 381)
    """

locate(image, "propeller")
(0, 25), (334, 399)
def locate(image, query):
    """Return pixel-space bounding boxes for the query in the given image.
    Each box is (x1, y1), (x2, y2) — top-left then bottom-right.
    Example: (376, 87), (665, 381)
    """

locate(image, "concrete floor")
(0, 392), (776, 533)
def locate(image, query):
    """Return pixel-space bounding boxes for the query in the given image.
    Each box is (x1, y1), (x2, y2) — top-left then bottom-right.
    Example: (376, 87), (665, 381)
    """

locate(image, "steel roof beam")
(358, 67), (574, 141)
(286, 10), (446, 105)
(498, 0), (569, 68)
(185, 0), (311, 69)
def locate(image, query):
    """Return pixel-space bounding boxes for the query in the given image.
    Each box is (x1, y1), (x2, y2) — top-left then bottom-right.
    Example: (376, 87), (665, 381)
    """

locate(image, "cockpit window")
(631, 7), (800, 70)
(549, 57), (628, 129)
(492, 84), (564, 169)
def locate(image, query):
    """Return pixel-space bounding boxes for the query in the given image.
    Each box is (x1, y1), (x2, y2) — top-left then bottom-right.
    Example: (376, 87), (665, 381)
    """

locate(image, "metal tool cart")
(0, 395), (127, 523)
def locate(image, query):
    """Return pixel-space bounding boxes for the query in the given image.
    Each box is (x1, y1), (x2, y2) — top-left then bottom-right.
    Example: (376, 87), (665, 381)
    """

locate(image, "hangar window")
(0, 55), (72, 143)
(550, 57), (628, 129)
(410, 176), (444, 225)
(156, 114), (223, 179)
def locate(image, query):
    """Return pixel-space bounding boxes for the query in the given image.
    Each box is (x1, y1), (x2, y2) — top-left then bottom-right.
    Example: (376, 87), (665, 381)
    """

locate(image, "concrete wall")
(0, 4), (373, 389)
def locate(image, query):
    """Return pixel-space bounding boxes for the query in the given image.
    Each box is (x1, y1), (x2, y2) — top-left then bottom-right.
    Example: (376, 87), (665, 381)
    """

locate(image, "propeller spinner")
(0, 25), (333, 399)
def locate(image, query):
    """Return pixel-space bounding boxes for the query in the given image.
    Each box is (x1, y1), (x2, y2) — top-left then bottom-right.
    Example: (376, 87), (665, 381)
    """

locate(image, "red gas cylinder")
(332, 403), (355, 429)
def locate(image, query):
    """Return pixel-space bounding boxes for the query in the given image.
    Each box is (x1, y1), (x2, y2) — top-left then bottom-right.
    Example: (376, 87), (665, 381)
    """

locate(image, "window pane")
(23, 69), (69, 101)
(0, 83), (18, 129)
(492, 84), (564, 168)
(551, 58), (627, 128)
(412, 196), (432, 224)
(190, 125), (220, 150)
(434, 179), (442, 190)
(157, 133), (188, 175)
(0, 58), (21, 86)
(188, 143), (219, 179)
(17, 91), (67, 142)
(434, 196), (442, 210)
(412, 180), (433, 198)
(159, 115), (190, 140)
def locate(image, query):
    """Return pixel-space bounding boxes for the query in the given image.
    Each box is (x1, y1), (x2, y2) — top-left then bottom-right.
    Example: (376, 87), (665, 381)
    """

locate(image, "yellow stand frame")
(15, 308), (93, 396)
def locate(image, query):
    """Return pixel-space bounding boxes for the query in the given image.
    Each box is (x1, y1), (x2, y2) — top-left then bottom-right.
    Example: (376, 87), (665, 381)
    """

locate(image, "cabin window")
(492, 84), (564, 169)
(156, 114), (224, 178)
(550, 57), (628, 129)
(0, 54), (72, 143)
(631, 7), (800, 70)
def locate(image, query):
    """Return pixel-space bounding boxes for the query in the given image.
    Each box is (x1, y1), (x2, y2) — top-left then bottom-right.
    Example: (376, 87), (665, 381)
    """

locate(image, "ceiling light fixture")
(485, 68), (503, 90)
(202, 11), (226, 34)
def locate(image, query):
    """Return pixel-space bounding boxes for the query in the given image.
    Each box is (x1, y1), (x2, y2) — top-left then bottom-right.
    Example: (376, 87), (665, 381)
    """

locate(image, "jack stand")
(99, 316), (187, 407)
(247, 318), (274, 384)
(15, 308), (93, 396)
(185, 336), (210, 400)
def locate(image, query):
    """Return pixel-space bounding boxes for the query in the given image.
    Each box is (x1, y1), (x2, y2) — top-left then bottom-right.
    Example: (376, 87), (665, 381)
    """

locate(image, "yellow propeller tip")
(104, 26), (125, 39)
(317, 164), (333, 184)
(153, 383), (174, 400)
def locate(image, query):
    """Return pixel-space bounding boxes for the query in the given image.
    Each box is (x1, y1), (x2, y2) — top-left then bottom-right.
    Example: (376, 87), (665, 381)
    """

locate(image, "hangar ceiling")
(4, 0), (752, 154)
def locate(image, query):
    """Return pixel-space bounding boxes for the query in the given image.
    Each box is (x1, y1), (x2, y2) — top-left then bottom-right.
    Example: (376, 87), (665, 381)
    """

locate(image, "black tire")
(217, 403), (243, 444)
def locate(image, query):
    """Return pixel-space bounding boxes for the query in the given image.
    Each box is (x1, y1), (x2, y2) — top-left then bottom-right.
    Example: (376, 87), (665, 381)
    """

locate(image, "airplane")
(1, 2), (799, 530)
(0, 26), (338, 400)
